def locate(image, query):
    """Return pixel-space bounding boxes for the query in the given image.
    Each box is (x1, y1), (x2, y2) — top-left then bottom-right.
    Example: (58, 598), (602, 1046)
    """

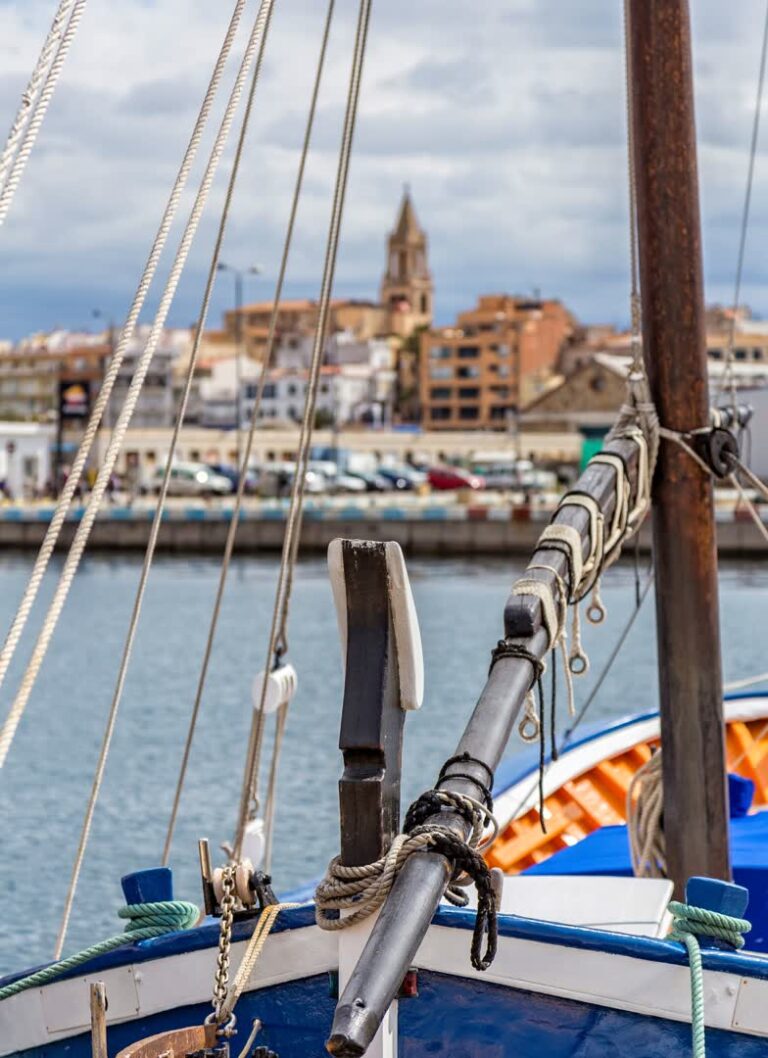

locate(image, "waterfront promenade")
(0, 494), (764, 555)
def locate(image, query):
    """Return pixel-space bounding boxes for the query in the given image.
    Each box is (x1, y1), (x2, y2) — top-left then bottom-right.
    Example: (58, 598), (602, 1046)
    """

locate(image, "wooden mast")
(628, 0), (730, 893)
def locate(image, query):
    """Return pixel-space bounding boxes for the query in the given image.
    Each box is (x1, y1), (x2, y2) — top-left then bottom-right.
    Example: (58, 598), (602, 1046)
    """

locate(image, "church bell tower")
(381, 188), (433, 336)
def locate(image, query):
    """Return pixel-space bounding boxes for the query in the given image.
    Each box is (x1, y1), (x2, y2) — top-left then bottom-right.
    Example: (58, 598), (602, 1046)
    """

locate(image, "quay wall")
(0, 504), (764, 556)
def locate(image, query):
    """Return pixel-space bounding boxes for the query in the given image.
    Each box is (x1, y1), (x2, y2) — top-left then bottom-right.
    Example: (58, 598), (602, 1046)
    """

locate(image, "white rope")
(0, 0), (264, 773)
(0, 0), (74, 188)
(52, 0), (275, 960)
(162, 0), (336, 866)
(0, 0), (88, 228)
(590, 453), (631, 557)
(232, 0), (373, 861)
(627, 749), (666, 878)
(0, 0), (248, 759)
(539, 523), (584, 591)
(526, 565), (576, 718)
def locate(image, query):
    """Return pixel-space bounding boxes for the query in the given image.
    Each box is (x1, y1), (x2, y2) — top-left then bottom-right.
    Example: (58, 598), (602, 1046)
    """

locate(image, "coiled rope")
(627, 748), (665, 877)
(315, 789), (499, 972)
(0, 900), (199, 1002)
(669, 901), (750, 1058)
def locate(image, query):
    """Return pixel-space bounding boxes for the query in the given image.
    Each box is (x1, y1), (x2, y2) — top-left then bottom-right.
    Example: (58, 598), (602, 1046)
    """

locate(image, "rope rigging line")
(161, 0), (337, 867)
(0, 1), (271, 772)
(627, 748), (665, 877)
(0, 0), (249, 764)
(719, 0), (768, 409)
(232, 0), (373, 864)
(0, 0), (88, 229)
(52, 0), (277, 961)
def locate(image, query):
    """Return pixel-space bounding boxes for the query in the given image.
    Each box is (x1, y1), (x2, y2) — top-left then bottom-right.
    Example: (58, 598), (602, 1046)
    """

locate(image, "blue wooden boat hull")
(4, 904), (768, 1056)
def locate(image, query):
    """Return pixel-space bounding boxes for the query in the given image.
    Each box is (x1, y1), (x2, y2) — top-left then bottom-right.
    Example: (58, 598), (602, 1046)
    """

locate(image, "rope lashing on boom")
(315, 789), (499, 972)
(669, 901), (751, 1058)
(0, 900), (199, 1002)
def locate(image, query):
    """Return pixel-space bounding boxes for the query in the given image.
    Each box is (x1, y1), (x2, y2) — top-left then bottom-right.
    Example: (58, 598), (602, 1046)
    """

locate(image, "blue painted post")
(685, 876), (749, 950)
(121, 867), (174, 906)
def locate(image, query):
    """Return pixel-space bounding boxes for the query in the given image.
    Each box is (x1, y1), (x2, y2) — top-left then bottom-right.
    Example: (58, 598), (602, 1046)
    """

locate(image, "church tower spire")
(381, 187), (433, 336)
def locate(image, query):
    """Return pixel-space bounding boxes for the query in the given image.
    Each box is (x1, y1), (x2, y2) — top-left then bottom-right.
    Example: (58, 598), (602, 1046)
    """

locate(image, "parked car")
(377, 465), (428, 491)
(206, 463), (259, 494)
(309, 461), (367, 494)
(427, 466), (485, 491)
(345, 470), (392, 492)
(151, 462), (233, 497)
(256, 462), (327, 497)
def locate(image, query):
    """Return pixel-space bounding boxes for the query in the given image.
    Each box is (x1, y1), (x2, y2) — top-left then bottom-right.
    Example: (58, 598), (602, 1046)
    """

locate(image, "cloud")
(0, 0), (767, 339)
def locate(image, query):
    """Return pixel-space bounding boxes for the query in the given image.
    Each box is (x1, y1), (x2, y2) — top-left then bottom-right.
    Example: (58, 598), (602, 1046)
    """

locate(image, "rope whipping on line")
(0, 0), (88, 229)
(233, 0), (373, 865)
(0, 0), (249, 761)
(718, 0), (768, 410)
(0, 0), (268, 777)
(161, 0), (337, 868)
(52, 0), (277, 960)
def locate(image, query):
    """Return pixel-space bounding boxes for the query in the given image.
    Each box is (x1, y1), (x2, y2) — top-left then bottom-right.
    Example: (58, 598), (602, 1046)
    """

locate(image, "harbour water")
(0, 551), (765, 974)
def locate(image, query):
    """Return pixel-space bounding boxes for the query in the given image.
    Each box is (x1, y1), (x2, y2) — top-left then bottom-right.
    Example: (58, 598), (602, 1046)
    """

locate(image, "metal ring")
(518, 714), (540, 743)
(205, 1012), (237, 1037)
(569, 652), (589, 676)
(586, 602), (606, 625)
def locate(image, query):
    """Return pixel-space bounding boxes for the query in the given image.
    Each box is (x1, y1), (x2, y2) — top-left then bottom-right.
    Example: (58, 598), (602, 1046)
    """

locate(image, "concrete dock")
(0, 500), (764, 556)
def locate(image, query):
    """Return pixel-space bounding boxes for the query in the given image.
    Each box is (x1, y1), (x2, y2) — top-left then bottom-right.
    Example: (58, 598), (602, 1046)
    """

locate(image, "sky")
(0, 0), (767, 341)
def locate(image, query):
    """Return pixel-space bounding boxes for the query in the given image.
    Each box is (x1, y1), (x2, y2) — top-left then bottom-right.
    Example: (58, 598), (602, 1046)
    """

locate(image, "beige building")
(419, 295), (575, 430)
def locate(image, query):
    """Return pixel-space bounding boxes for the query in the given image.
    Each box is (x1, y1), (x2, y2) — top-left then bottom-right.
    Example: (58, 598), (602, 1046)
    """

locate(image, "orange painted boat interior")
(485, 715), (768, 875)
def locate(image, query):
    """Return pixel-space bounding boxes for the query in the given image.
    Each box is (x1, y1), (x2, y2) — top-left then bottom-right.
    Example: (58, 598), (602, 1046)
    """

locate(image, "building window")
(496, 344), (510, 356)
(458, 406), (479, 420)
(458, 387), (479, 399)
(497, 364), (510, 378)
(734, 348), (747, 361)
(457, 366), (479, 379)
(430, 406), (451, 421)
(429, 366), (453, 380)
(263, 383), (276, 398)
(428, 346), (453, 360)
(490, 385), (510, 398)
(430, 386), (452, 399)
(490, 406), (509, 421)
(420, 293), (429, 314)
(753, 348), (764, 361)
(709, 348), (723, 360)
(287, 383), (298, 395)
(458, 346), (479, 359)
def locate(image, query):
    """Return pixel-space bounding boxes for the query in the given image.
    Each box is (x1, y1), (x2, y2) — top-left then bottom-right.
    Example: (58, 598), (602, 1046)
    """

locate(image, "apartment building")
(419, 295), (575, 430)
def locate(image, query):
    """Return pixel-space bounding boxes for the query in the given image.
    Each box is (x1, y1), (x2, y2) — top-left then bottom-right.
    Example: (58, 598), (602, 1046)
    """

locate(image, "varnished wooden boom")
(326, 436), (642, 1058)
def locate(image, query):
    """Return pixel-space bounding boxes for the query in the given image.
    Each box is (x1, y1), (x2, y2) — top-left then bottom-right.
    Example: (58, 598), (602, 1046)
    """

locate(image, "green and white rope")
(0, 900), (199, 1001)
(669, 901), (750, 1058)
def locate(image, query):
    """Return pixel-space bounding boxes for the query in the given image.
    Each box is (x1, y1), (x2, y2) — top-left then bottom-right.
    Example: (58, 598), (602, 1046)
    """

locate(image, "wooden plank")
(116, 1025), (216, 1058)
(337, 539), (404, 867)
(629, 0), (730, 894)
(89, 983), (107, 1058)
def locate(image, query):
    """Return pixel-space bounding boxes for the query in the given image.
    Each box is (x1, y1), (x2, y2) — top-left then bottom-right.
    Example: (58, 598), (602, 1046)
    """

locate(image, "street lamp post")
(217, 262), (262, 473)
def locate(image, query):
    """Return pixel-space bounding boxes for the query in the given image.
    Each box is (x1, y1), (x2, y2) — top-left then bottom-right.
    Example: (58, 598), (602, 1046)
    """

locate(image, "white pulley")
(251, 662), (298, 715)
